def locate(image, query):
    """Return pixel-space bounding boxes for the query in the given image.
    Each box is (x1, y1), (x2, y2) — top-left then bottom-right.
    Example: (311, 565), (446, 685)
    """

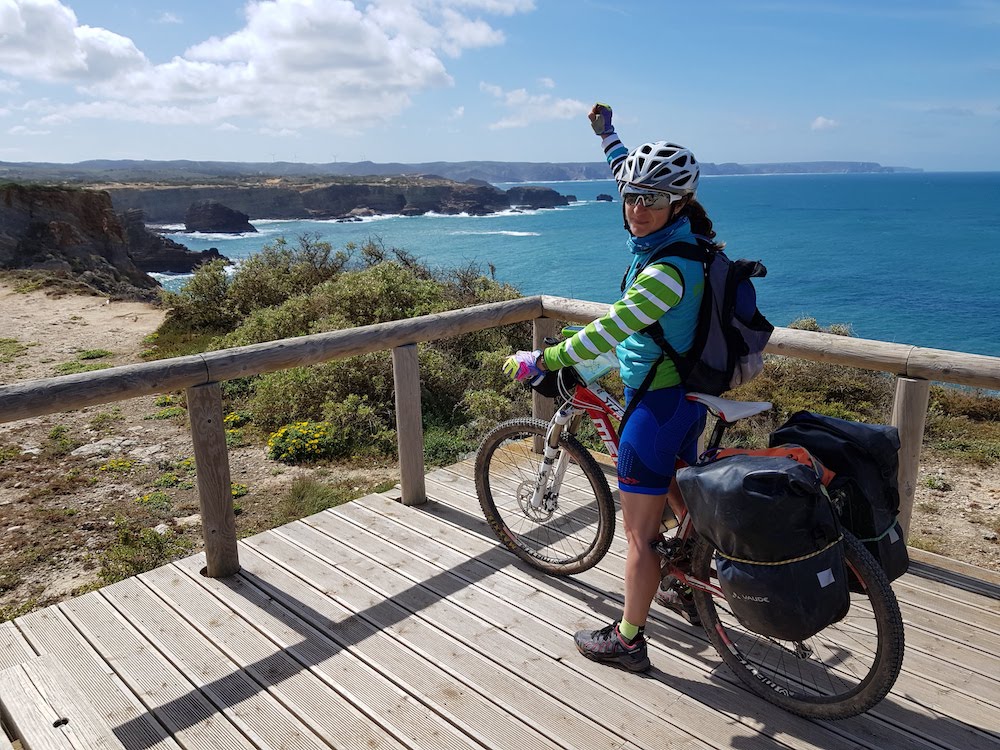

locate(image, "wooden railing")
(2, 294), (998, 577)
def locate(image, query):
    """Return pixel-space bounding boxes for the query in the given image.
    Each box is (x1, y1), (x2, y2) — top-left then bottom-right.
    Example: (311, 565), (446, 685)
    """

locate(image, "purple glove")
(503, 350), (545, 385)
(589, 102), (613, 136)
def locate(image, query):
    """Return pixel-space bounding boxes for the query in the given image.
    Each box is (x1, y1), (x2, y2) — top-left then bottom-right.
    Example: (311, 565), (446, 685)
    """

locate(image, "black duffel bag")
(677, 454), (850, 641)
(769, 411), (909, 584)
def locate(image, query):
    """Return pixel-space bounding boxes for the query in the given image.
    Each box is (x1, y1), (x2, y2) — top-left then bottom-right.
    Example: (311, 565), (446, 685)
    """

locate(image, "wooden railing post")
(532, 318), (558, 452)
(392, 344), (426, 506)
(890, 376), (931, 541)
(186, 382), (239, 577)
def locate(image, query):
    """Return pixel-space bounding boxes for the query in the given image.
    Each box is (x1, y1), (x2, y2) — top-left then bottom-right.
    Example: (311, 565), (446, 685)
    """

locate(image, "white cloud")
(0, 0), (147, 82)
(8, 124), (50, 135)
(538, 77), (555, 89)
(0, 0), (533, 133)
(481, 80), (587, 129)
(449, 105), (465, 119)
(155, 12), (182, 25)
(811, 116), (839, 131)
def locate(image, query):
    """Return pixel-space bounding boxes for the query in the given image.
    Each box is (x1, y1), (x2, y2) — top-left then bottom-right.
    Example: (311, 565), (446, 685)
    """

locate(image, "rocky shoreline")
(106, 176), (573, 225)
(1, 176), (574, 298)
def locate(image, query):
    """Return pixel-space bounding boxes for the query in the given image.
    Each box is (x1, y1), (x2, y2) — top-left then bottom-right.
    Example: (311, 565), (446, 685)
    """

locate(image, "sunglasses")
(622, 192), (682, 209)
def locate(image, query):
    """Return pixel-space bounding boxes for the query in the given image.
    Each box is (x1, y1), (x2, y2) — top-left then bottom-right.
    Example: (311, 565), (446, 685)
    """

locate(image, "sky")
(0, 0), (998, 171)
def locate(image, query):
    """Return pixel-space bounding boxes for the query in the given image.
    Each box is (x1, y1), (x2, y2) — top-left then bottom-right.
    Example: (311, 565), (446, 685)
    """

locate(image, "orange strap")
(713, 445), (836, 486)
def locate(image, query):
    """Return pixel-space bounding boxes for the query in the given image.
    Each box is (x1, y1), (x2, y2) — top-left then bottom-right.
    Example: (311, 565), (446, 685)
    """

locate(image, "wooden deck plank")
(405, 481), (1000, 747)
(101, 574), (341, 750)
(332, 496), (932, 750)
(147, 558), (467, 750)
(240, 528), (661, 750)
(275, 512), (785, 750)
(2, 458), (996, 750)
(15, 607), (181, 750)
(0, 653), (126, 749)
(58, 591), (260, 750)
(419, 478), (1000, 738)
(0, 621), (34, 670)
(167, 549), (519, 750)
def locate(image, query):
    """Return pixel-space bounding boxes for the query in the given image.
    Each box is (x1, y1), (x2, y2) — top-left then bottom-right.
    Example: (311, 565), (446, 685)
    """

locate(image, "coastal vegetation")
(148, 234), (1000, 470)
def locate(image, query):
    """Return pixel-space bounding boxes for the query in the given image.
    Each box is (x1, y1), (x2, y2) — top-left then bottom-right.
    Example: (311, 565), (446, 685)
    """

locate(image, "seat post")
(705, 418), (732, 453)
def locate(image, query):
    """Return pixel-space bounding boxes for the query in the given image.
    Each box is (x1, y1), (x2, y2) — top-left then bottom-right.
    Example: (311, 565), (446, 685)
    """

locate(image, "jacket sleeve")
(602, 131), (629, 184)
(542, 262), (684, 370)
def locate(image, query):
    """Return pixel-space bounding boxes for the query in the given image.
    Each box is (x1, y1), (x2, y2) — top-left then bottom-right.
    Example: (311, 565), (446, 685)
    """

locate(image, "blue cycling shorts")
(617, 385), (707, 495)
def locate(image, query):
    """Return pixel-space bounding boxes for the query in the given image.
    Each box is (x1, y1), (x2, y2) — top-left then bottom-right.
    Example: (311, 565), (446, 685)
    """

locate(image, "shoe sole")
(575, 645), (651, 673)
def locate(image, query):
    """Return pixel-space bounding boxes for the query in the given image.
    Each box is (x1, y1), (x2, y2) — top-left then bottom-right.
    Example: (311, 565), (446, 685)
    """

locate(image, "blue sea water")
(157, 172), (1000, 358)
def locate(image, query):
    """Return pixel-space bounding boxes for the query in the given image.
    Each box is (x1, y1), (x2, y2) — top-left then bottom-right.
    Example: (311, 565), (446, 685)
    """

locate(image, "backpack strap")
(617, 240), (713, 434)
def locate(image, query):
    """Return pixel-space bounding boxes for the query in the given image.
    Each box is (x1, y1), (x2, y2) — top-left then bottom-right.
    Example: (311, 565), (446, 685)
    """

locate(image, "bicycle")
(474, 347), (905, 720)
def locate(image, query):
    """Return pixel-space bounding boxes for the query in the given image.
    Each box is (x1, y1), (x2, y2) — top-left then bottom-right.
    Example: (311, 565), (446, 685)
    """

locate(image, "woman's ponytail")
(684, 199), (725, 249)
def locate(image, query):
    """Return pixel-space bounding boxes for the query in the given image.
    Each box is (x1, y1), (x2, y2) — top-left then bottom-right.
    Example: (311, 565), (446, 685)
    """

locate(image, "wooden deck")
(1, 458), (999, 750)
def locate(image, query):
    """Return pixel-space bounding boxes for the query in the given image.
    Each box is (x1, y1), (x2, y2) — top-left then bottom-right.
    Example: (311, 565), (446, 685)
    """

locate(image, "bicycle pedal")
(652, 537), (683, 559)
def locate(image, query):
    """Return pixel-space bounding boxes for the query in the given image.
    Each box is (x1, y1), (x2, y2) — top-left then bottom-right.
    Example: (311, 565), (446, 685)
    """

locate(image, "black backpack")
(617, 239), (773, 433)
(769, 411), (909, 584)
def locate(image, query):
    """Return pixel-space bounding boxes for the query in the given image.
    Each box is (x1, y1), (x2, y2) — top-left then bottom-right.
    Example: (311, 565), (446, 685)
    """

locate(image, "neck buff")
(626, 215), (691, 256)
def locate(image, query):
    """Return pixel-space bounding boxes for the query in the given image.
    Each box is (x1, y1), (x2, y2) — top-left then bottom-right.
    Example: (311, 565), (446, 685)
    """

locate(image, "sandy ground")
(0, 281), (396, 618)
(0, 281), (996, 619)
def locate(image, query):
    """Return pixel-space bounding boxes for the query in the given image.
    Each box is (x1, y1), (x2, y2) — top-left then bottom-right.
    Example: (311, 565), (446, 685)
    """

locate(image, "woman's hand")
(589, 102), (613, 136)
(503, 350), (546, 385)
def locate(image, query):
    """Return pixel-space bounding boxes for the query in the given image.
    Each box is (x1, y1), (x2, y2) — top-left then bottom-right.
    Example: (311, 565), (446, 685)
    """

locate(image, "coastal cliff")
(0, 185), (225, 298)
(104, 175), (567, 224)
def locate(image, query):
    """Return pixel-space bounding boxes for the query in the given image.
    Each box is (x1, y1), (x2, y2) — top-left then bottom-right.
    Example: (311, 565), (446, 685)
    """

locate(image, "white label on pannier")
(817, 568), (836, 588)
(888, 525), (900, 543)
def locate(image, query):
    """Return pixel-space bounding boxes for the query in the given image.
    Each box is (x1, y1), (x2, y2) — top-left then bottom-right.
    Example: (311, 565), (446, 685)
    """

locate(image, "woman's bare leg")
(620, 488), (669, 627)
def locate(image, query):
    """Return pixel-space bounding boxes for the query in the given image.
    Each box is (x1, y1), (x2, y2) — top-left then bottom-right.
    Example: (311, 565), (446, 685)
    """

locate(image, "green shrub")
(0, 338), (28, 363)
(159, 259), (237, 333)
(249, 354), (393, 432)
(267, 396), (396, 464)
(267, 421), (341, 463)
(99, 457), (135, 473)
(146, 406), (186, 421)
(98, 517), (191, 584)
(226, 234), (351, 316)
(272, 477), (356, 524)
(423, 425), (476, 467)
(42, 424), (79, 457)
(78, 349), (113, 360)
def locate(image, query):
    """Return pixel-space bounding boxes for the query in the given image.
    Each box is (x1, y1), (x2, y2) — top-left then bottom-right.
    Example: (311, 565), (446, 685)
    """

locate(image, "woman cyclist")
(504, 103), (725, 672)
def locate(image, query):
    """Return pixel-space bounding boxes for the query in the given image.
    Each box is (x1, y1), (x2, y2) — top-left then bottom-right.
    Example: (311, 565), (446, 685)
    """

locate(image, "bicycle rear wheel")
(690, 531), (905, 720)
(475, 418), (616, 575)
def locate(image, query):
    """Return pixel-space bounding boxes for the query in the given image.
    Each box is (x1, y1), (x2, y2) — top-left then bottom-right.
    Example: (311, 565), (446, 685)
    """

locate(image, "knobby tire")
(690, 530), (905, 719)
(475, 418), (616, 575)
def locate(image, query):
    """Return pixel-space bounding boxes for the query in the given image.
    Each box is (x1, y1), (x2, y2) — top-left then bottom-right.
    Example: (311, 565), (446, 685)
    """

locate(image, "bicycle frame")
(539, 373), (727, 600)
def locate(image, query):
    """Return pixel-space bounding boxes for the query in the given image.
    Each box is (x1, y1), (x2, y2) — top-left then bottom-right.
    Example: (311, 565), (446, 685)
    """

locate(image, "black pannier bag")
(677, 454), (850, 641)
(769, 411), (909, 585)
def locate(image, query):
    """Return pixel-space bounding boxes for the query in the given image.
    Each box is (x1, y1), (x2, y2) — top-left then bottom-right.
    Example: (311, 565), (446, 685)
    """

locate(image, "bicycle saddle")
(686, 393), (772, 423)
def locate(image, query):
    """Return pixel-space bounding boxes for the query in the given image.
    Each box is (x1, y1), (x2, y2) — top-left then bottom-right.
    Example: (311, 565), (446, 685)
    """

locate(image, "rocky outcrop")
(184, 200), (256, 233)
(105, 176), (569, 223)
(596, 193), (614, 202)
(504, 186), (570, 210)
(0, 186), (231, 297)
(121, 209), (228, 273)
(0, 184), (158, 298)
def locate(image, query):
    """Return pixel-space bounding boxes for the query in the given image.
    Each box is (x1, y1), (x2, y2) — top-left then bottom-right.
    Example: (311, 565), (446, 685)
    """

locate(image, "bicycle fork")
(528, 406), (581, 512)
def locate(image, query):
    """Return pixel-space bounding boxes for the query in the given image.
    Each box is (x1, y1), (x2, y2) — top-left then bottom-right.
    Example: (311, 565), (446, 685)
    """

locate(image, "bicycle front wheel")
(690, 531), (905, 720)
(475, 418), (616, 575)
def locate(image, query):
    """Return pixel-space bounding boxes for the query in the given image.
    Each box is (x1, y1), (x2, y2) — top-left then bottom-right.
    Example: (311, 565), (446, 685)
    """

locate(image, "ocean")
(157, 172), (1000, 358)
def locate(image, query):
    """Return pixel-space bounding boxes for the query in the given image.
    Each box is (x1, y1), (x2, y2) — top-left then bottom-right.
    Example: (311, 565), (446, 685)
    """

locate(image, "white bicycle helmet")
(619, 141), (699, 196)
